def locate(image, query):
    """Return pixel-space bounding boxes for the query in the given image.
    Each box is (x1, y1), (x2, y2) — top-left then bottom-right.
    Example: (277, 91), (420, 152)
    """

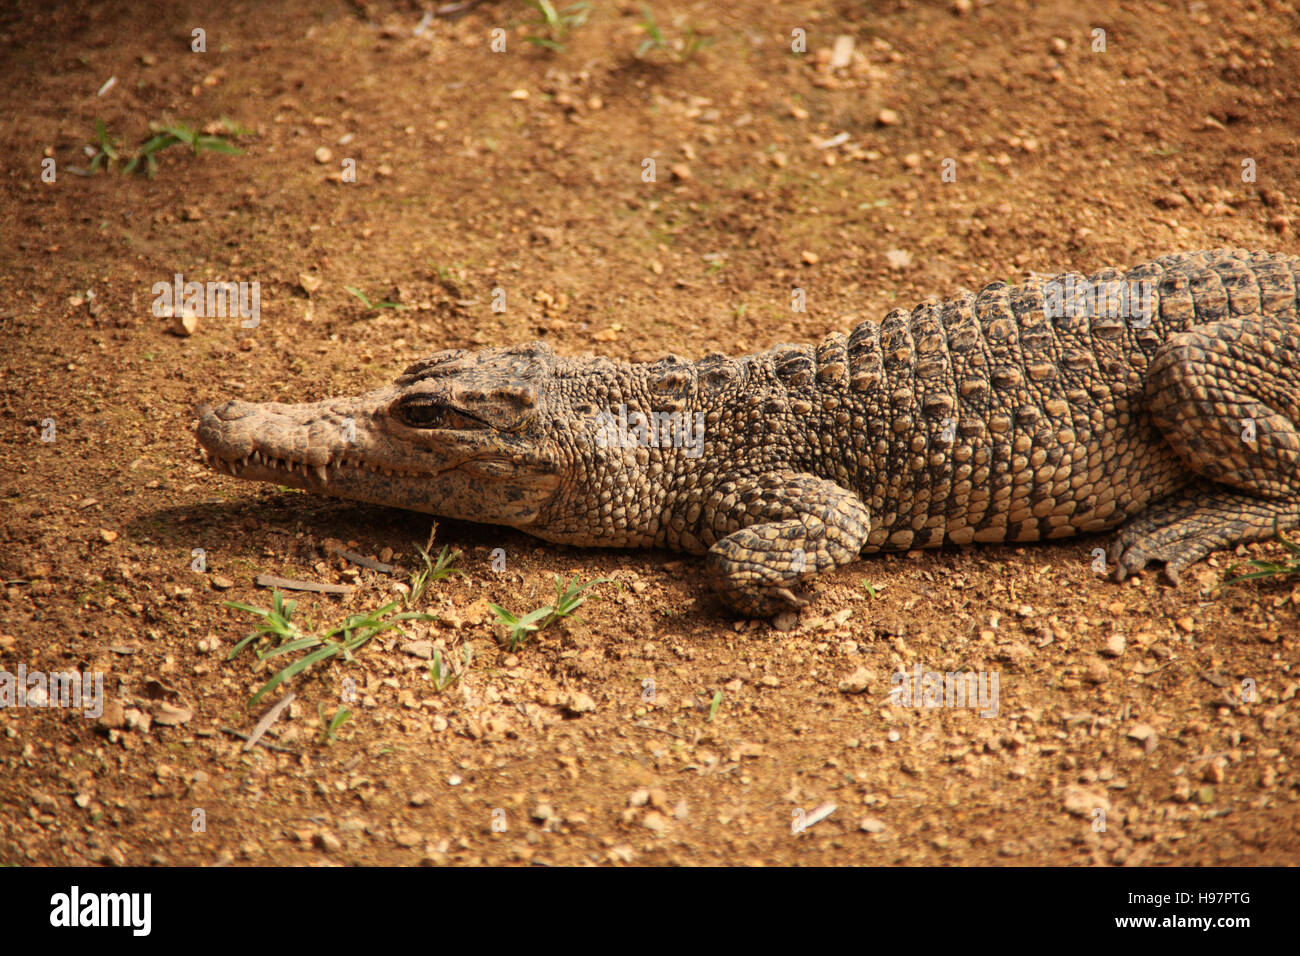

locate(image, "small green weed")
(861, 580), (886, 600)
(88, 117), (246, 178)
(344, 286), (408, 313)
(520, 1), (590, 52)
(428, 645), (472, 692)
(318, 703), (352, 744)
(489, 574), (611, 651)
(224, 591), (434, 705)
(406, 538), (463, 610)
(637, 5), (713, 62)
(1224, 529), (1300, 585)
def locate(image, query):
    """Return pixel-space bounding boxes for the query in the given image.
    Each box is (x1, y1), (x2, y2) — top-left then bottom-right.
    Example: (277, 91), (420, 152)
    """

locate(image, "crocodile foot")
(1110, 484), (1300, 583)
(702, 472), (871, 617)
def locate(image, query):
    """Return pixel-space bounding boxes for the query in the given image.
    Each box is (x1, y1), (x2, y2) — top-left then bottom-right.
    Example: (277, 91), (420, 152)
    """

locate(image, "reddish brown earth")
(1, 0), (1298, 865)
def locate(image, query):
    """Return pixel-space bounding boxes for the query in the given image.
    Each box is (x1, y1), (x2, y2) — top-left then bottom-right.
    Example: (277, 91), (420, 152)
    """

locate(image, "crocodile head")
(196, 342), (568, 529)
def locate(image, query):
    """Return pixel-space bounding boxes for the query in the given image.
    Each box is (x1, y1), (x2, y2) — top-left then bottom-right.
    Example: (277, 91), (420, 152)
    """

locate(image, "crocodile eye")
(397, 401), (486, 431)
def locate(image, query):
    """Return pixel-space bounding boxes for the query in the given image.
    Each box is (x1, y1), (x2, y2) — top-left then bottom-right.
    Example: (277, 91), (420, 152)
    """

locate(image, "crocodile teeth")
(314, 464), (328, 483)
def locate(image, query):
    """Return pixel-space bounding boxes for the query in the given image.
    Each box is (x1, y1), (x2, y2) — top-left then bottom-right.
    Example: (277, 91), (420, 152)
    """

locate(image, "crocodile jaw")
(195, 391), (561, 528)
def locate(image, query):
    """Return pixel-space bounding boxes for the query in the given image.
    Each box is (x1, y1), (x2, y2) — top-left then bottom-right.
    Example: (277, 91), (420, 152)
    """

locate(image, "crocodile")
(196, 249), (1300, 616)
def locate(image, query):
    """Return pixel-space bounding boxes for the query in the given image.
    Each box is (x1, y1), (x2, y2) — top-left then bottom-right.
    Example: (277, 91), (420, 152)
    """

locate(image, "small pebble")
(829, 35), (855, 70)
(838, 667), (872, 694)
(314, 831), (342, 853)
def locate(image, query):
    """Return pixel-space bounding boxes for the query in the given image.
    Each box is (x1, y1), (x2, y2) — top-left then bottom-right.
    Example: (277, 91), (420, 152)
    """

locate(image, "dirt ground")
(2, 0), (1298, 866)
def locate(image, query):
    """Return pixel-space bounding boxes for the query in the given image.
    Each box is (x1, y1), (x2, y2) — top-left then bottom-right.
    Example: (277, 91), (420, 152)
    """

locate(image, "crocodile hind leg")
(1111, 316), (1300, 582)
(1110, 480), (1300, 581)
(702, 472), (871, 616)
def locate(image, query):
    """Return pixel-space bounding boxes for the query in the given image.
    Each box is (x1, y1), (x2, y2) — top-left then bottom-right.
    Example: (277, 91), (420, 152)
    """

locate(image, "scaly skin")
(197, 249), (1300, 616)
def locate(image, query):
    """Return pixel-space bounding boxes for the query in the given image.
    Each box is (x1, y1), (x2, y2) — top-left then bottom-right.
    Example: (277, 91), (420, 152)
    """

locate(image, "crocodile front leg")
(701, 472), (871, 616)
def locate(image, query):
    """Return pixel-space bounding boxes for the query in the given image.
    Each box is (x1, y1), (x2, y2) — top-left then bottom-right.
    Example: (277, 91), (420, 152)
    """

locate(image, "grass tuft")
(318, 703), (352, 744)
(637, 5), (713, 62)
(1224, 528), (1300, 585)
(343, 285), (408, 313)
(224, 591), (434, 705)
(489, 574), (612, 651)
(519, 0), (590, 52)
(89, 117), (246, 178)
